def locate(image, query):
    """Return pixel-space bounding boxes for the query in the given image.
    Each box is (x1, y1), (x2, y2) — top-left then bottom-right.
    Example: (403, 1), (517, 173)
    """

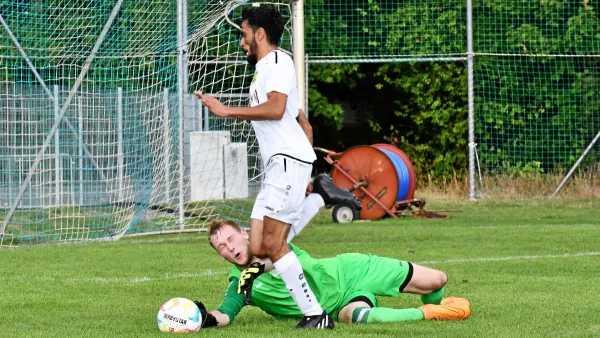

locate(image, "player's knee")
(435, 271), (448, 289)
(338, 301), (371, 324)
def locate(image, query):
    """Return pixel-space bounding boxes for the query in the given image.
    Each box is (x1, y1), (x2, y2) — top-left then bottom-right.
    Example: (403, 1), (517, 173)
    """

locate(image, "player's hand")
(193, 91), (230, 117)
(193, 300), (208, 317)
(237, 262), (265, 294)
(193, 300), (218, 328)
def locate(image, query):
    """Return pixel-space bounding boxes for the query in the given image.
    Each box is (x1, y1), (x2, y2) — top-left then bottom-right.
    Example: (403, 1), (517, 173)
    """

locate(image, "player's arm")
(194, 90), (286, 121)
(194, 63), (292, 120)
(214, 277), (246, 326)
(226, 91), (287, 120)
(195, 277), (245, 328)
(297, 109), (313, 145)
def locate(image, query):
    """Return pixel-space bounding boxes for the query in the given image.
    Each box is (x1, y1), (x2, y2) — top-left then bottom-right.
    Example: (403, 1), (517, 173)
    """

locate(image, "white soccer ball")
(157, 297), (202, 333)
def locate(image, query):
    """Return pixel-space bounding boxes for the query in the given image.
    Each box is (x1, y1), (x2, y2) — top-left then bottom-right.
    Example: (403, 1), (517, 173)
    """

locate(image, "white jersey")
(249, 50), (317, 166)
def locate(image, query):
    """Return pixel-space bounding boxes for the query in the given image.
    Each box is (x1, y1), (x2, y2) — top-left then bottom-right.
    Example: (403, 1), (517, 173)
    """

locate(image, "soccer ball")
(157, 297), (202, 333)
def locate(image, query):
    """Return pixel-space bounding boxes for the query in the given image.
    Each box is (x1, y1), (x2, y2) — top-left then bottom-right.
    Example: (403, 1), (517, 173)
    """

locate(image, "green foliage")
(474, 2), (600, 173)
(307, 64), (361, 130)
(374, 62), (468, 180)
(305, 0), (466, 57)
(306, 0), (600, 180)
(307, 62), (467, 181)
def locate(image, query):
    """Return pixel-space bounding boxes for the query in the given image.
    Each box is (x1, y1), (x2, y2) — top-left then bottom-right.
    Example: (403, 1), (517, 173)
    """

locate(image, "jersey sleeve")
(215, 276), (246, 322)
(263, 60), (295, 96)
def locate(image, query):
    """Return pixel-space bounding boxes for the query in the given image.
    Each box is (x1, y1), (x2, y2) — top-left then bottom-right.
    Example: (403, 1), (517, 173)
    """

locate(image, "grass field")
(1, 196), (600, 337)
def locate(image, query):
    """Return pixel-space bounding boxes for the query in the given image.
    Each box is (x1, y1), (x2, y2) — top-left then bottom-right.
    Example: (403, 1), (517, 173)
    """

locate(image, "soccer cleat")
(295, 311), (335, 329)
(312, 174), (362, 210)
(419, 297), (471, 320)
(441, 297), (470, 307)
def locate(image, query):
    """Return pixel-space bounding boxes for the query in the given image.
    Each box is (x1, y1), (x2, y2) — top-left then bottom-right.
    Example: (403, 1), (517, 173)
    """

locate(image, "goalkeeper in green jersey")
(194, 220), (471, 329)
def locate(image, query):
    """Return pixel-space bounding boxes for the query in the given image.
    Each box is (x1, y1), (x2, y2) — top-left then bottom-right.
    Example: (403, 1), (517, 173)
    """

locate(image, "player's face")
(240, 21), (258, 66)
(210, 225), (252, 267)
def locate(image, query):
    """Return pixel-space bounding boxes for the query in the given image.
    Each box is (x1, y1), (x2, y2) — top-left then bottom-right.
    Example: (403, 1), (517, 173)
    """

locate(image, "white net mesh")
(0, 0), (292, 246)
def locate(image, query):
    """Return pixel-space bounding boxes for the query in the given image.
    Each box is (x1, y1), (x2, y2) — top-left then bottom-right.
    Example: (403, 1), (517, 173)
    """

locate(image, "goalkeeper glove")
(237, 262), (265, 304)
(193, 300), (218, 328)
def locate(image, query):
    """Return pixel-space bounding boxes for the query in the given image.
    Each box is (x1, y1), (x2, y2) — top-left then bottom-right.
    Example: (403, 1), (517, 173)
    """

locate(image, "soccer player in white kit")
(194, 4), (360, 329)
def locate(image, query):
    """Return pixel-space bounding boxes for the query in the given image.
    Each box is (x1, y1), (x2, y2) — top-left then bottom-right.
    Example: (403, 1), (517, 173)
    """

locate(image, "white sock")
(273, 251), (323, 316)
(287, 193), (325, 242)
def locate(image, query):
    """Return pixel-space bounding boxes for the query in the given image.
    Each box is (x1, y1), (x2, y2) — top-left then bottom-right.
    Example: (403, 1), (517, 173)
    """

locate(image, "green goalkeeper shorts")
(332, 253), (413, 320)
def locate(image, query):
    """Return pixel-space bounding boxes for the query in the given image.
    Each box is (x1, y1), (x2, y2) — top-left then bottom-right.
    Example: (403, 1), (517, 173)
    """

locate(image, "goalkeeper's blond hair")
(208, 219), (242, 248)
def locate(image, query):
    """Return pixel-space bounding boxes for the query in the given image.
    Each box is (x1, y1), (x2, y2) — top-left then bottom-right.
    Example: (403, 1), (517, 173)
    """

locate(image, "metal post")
(181, 0), (189, 92)
(552, 130), (600, 198)
(54, 85), (61, 206)
(2, 0), (124, 231)
(163, 88), (171, 202)
(305, 53), (309, 118)
(204, 106), (209, 131)
(292, 0), (306, 111)
(5, 78), (11, 207)
(70, 158), (75, 205)
(78, 98), (84, 205)
(177, 0), (189, 230)
(117, 87), (124, 201)
(467, 0), (476, 200)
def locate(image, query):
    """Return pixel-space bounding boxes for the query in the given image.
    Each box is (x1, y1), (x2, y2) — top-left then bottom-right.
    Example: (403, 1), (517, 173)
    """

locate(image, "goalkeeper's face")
(210, 224), (252, 267)
(240, 21), (258, 66)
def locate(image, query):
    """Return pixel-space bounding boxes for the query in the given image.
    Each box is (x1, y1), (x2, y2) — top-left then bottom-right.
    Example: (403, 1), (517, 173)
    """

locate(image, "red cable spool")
(329, 145), (399, 220)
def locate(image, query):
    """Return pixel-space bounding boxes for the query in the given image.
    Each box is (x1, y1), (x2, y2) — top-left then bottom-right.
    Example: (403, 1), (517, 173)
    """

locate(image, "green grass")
(1, 197), (600, 337)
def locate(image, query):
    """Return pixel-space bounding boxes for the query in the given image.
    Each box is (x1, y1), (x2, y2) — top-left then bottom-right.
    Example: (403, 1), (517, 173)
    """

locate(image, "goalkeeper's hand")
(193, 300), (218, 328)
(237, 262), (265, 295)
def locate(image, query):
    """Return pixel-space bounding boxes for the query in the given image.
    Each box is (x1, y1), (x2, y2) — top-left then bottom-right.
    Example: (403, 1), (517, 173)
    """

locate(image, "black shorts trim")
(346, 295), (374, 308)
(398, 262), (414, 292)
(269, 153), (313, 165)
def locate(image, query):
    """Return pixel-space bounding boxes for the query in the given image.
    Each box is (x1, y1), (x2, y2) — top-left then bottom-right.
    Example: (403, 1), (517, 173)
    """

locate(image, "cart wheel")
(332, 205), (359, 223)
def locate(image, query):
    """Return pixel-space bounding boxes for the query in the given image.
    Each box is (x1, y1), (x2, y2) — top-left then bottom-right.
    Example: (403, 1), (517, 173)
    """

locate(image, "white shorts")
(251, 155), (312, 225)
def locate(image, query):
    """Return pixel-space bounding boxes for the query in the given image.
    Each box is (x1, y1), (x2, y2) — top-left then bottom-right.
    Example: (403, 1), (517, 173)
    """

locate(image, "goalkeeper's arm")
(195, 277), (246, 328)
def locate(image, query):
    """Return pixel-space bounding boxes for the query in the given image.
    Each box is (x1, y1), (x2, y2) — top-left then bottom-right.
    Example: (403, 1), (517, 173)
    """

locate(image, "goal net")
(0, 0), (292, 246)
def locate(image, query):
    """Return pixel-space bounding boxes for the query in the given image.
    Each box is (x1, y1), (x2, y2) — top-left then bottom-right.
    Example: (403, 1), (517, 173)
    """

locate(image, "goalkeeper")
(194, 220), (471, 329)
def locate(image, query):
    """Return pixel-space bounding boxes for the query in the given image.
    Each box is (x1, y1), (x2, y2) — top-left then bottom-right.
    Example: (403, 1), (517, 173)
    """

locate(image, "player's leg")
(286, 192), (324, 242)
(261, 156), (332, 328)
(249, 189), (268, 258)
(340, 300), (425, 324)
(384, 261), (470, 320)
(337, 254), (470, 321)
(339, 297), (467, 324)
(402, 264), (447, 305)
(287, 173), (362, 242)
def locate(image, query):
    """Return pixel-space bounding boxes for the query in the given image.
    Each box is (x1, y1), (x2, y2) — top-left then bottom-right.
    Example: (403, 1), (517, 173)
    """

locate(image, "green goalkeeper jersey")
(216, 244), (345, 321)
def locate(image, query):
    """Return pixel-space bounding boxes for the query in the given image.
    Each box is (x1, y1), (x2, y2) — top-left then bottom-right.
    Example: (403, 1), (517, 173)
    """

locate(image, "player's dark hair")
(208, 219), (241, 248)
(241, 5), (284, 46)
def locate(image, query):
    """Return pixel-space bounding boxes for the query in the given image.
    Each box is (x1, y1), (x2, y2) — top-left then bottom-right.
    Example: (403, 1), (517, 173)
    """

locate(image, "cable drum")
(329, 144), (417, 220)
